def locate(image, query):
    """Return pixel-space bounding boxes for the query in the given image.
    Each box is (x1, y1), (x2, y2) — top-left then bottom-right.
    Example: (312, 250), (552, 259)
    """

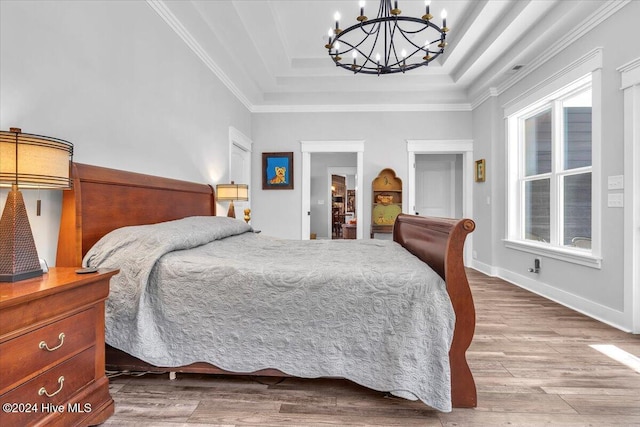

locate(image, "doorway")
(407, 139), (474, 264)
(329, 168), (357, 239)
(228, 127), (252, 216)
(301, 141), (365, 240)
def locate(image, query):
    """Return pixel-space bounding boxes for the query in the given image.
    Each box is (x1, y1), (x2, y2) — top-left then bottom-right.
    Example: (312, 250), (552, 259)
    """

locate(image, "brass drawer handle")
(38, 376), (65, 398)
(39, 332), (65, 352)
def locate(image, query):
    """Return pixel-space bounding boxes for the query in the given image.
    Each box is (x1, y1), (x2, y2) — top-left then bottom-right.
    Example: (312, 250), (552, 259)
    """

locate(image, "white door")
(415, 154), (458, 217)
(229, 128), (252, 217)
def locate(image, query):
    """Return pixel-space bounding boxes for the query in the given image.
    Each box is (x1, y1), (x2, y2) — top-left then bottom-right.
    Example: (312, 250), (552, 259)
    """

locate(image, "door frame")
(301, 140), (365, 240)
(407, 139), (474, 264)
(619, 57), (640, 333)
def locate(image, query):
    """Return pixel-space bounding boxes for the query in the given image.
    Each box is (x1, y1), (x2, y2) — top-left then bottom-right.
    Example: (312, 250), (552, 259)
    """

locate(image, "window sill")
(503, 239), (602, 269)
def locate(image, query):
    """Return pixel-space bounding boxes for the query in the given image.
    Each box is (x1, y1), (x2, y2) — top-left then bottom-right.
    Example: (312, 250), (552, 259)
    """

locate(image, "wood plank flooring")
(104, 269), (640, 426)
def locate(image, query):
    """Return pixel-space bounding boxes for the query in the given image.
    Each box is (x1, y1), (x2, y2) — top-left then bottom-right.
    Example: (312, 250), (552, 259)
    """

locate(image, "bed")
(56, 163), (477, 411)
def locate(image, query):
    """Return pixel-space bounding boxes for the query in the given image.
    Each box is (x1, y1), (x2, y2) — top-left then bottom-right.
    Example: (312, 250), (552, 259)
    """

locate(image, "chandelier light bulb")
(425, 39), (430, 49)
(352, 51), (358, 59)
(401, 49), (407, 59)
(441, 9), (447, 29)
(334, 11), (341, 21)
(359, 1), (365, 8)
(376, 52), (381, 62)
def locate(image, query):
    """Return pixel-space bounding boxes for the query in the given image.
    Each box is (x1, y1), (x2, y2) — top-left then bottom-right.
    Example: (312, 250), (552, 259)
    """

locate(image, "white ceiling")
(157, 0), (617, 112)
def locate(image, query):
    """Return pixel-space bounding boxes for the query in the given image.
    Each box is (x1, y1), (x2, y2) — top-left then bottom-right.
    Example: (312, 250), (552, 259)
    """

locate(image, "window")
(507, 75), (597, 261)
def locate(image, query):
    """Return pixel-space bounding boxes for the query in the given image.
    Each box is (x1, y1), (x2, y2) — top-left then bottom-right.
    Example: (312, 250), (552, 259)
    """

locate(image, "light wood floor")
(104, 269), (640, 426)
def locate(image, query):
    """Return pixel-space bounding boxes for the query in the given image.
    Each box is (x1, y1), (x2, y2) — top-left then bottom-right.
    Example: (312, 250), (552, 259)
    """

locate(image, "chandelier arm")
(387, 18), (404, 68)
(353, 22), (384, 73)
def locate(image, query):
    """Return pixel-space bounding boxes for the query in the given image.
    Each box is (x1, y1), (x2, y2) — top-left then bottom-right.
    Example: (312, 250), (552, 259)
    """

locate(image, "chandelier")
(325, 0), (448, 75)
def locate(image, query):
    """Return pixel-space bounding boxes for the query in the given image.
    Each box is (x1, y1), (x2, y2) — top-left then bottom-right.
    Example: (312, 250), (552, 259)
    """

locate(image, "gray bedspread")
(84, 216), (455, 411)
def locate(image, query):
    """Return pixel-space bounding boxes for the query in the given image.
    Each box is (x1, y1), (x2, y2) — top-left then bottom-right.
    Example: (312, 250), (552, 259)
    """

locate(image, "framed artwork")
(475, 159), (486, 182)
(262, 152), (294, 190)
(347, 190), (355, 214)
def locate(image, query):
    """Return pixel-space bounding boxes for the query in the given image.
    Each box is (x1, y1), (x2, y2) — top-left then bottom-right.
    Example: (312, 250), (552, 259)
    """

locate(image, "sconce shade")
(216, 182), (249, 218)
(0, 128), (73, 188)
(0, 128), (73, 282)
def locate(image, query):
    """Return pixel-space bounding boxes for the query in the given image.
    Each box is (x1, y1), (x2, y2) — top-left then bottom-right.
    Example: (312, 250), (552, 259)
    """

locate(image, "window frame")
(505, 73), (602, 269)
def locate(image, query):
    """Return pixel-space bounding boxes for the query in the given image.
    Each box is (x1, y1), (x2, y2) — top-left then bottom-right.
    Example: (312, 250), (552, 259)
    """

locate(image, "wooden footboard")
(393, 214), (477, 408)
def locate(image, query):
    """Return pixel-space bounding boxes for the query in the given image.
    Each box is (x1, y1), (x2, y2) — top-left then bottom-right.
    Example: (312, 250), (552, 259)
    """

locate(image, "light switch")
(608, 193), (624, 208)
(608, 175), (624, 190)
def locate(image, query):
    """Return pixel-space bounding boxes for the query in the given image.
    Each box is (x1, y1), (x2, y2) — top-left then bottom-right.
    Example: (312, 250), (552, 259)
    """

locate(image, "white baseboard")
(469, 265), (632, 333)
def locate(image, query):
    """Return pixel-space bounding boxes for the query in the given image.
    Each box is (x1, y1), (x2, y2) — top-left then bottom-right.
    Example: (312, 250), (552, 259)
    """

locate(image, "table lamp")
(0, 128), (73, 282)
(216, 181), (248, 218)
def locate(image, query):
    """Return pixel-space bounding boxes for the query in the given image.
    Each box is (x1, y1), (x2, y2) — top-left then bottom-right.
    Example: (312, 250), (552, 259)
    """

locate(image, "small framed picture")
(475, 159), (486, 182)
(262, 152), (294, 190)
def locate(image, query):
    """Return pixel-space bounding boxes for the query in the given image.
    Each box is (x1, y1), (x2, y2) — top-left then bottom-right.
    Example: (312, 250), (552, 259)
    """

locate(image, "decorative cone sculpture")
(0, 185), (42, 281)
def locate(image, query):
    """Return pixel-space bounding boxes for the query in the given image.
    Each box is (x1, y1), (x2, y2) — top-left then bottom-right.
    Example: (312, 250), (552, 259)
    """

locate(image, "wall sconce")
(215, 181), (248, 218)
(0, 128), (73, 282)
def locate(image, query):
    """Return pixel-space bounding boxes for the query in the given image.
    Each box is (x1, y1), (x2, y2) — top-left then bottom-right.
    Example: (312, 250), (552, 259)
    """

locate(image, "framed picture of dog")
(262, 152), (294, 190)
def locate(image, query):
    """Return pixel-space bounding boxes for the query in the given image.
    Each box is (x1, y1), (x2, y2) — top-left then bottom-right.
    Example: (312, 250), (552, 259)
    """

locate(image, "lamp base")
(0, 268), (43, 282)
(227, 200), (236, 218)
(0, 186), (43, 282)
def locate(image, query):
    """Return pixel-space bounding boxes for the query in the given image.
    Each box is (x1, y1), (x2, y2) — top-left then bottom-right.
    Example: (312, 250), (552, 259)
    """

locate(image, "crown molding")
(146, 0), (253, 111)
(470, 0), (630, 110)
(252, 103), (472, 114)
(618, 57), (640, 89)
(470, 87), (498, 110)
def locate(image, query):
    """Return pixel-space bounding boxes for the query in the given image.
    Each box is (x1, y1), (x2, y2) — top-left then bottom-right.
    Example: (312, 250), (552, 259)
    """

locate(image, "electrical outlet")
(528, 257), (541, 273)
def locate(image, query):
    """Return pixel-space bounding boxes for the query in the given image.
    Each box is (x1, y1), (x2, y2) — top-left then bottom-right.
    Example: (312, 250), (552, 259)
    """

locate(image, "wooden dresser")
(0, 268), (117, 426)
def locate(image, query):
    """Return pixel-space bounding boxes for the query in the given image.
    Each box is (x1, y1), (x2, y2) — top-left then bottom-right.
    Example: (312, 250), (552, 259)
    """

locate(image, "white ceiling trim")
(146, 0), (253, 111)
(470, 0), (628, 110)
(253, 103), (472, 114)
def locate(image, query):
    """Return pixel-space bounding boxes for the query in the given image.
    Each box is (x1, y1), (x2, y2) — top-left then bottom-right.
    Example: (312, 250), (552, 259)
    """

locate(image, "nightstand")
(0, 268), (118, 426)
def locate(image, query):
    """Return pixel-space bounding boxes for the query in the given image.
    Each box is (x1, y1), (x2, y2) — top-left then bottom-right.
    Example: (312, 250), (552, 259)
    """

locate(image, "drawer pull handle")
(38, 376), (65, 398)
(39, 332), (65, 352)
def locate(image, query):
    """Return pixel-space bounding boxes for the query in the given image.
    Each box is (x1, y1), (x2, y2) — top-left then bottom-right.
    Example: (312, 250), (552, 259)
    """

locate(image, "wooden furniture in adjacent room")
(371, 168), (403, 238)
(341, 223), (357, 239)
(0, 268), (118, 426)
(56, 163), (477, 409)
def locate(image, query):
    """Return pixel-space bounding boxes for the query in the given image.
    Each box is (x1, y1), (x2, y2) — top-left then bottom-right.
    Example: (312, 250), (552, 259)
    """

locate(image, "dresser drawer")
(0, 347), (96, 427)
(0, 308), (96, 395)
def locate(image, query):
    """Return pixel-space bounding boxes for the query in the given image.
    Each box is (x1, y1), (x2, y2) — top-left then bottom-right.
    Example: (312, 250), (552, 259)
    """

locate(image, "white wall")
(471, 1), (640, 330)
(250, 111), (472, 239)
(0, 0), (252, 266)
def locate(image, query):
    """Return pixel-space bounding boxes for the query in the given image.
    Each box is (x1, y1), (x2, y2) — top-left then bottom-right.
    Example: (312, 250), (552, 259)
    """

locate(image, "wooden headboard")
(56, 163), (216, 267)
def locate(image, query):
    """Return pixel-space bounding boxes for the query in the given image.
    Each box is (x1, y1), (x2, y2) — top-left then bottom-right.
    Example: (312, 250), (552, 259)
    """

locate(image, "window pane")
(524, 109), (552, 176)
(564, 173), (591, 247)
(525, 179), (550, 242)
(564, 103), (592, 170)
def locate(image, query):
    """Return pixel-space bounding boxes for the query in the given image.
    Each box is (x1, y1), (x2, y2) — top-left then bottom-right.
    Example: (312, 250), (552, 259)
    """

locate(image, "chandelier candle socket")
(325, 0), (449, 75)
